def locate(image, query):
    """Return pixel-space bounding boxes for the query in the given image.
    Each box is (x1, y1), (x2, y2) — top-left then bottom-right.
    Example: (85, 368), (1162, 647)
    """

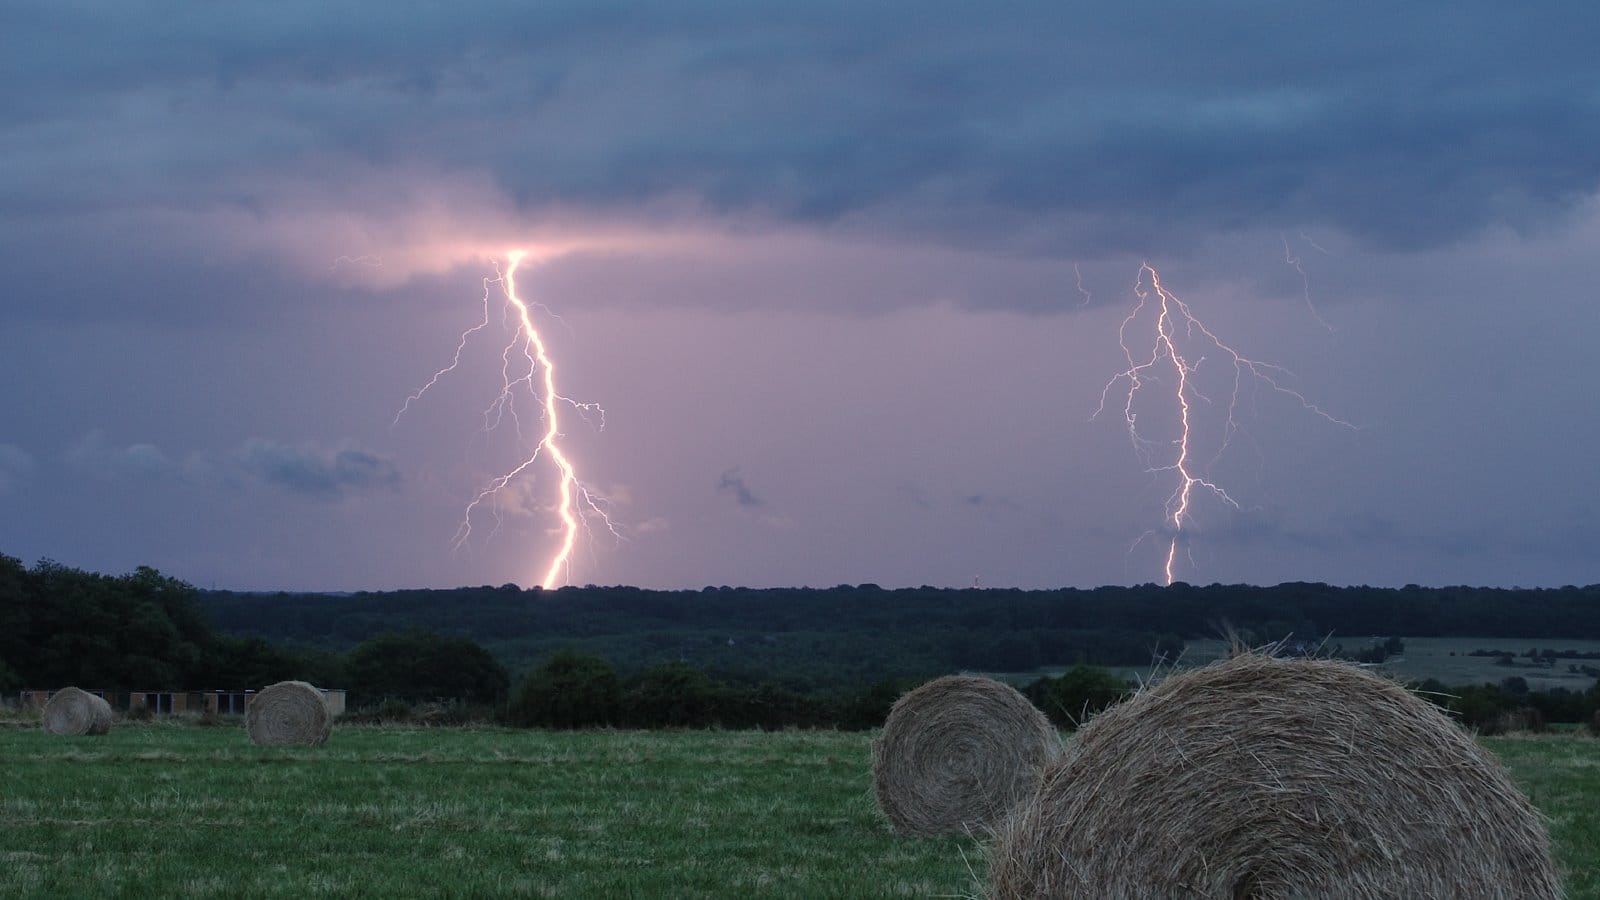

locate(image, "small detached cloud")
(0, 443), (34, 493)
(63, 432), (400, 500)
(66, 431), (180, 481)
(963, 493), (1019, 512)
(634, 516), (670, 535)
(232, 440), (401, 499)
(717, 467), (764, 509)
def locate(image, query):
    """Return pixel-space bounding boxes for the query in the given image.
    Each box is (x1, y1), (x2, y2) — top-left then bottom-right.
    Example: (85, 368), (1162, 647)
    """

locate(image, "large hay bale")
(873, 675), (1058, 837)
(988, 654), (1559, 899)
(41, 687), (112, 736)
(245, 680), (331, 746)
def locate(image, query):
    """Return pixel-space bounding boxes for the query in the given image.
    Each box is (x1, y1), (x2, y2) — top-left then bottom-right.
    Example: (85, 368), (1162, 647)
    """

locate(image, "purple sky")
(4, 3), (1600, 591)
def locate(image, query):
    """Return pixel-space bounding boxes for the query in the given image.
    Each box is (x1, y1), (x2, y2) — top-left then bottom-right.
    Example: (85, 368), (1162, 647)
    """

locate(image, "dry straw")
(41, 686), (112, 736)
(246, 680), (332, 746)
(873, 674), (1058, 837)
(988, 654), (1560, 899)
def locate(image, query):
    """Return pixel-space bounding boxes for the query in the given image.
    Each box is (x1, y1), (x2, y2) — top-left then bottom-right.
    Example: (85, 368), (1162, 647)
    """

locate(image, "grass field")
(1, 722), (1596, 898)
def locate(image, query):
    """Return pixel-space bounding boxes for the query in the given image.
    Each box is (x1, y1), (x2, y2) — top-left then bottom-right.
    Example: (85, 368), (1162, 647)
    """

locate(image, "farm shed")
(21, 688), (346, 717)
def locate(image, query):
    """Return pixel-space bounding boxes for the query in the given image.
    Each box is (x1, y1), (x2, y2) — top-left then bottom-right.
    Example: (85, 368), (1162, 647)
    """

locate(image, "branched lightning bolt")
(1073, 263), (1094, 309)
(1281, 233), (1333, 332)
(331, 254), (384, 271)
(396, 251), (616, 587)
(393, 273), (496, 428)
(1094, 263), (1354, 585)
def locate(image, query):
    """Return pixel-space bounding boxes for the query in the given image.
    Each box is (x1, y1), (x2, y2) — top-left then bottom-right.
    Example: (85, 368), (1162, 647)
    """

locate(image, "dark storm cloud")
(716, 467), (764, 509)
(4, 0), (1597, 282)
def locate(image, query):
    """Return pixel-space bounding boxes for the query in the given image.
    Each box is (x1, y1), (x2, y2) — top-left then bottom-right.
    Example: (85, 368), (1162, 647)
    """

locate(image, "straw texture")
(42, 686), (112, 736)
(988, 654), (1560, 899)
(246, 680), (332, 746)
(873, 675), (1058, 836)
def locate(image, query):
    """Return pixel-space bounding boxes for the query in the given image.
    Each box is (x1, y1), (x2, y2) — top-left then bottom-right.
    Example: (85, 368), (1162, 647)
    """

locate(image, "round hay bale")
(988, 654), (1560, 899)
(41, 687), (112, 736)
(245, 681), (331, 746)
(873, 674), (1058, 837)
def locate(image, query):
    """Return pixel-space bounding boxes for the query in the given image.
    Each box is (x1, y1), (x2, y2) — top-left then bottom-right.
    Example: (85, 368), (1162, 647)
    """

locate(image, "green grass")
(1484, 735), (1600, 897)
(0, 723), (976, 898)
(1, 724), (1596, 898)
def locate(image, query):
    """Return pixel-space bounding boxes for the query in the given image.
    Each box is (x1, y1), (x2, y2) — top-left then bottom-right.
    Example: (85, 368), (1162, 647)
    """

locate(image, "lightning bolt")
(1094, 263), (1354, 585)
(331, 254), (383, 270)
(396, 251), (615, 588)
(1281, 233), (1333, 332)
(1073, 262), (1094, 309)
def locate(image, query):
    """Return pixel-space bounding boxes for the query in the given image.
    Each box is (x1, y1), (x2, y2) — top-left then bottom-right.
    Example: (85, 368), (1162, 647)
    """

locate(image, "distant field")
(1088, 636), (1600, 692)
(1375, 636), (1600, 692)
(1, 723), (1597, 897)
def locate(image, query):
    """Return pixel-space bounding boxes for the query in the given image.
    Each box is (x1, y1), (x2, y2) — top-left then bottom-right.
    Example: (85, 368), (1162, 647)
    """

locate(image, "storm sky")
(4, 2), (1599, 591)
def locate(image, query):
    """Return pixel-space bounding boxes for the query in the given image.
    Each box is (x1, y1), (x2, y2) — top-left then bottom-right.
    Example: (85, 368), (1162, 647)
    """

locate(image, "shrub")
(836, 677), (923, 730)
(1449, 684), (1518, 731)
(346, 630), (509, 706)
(717, 682), (830, 730)
(624, 661), (724, 728)
(1023, 666), (1130, 728)
(509, 649), (622, 729)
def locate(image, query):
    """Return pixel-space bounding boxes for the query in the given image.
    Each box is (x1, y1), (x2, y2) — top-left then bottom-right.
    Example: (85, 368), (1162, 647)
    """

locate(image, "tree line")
(199, 580), (1600, 689)
(501, 649), (1600, 732)
(0, 556), (481, 699)
(5, 554), (1600, 733)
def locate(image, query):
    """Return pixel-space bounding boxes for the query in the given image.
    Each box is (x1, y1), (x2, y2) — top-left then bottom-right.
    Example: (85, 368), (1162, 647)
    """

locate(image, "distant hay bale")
(988, 654), (1560, 899)
(873, 675), (1058, 837)
(41, 687), (112, 736)
(246, 681), (331, 746)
